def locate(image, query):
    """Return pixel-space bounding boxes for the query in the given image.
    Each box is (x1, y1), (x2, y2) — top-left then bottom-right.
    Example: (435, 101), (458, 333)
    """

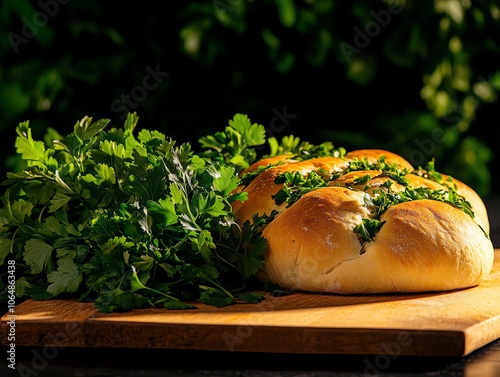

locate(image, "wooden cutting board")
(2, 249), (500, 357)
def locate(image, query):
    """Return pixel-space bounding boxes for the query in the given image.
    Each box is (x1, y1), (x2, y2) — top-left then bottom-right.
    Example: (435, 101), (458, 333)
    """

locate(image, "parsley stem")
(212, 246), (236, 268)
(37, 203), (49, 223)
(202, 278), (235, 300)
(144, 286), (180, 302)
(10, 227), (18, 255)
(130, 266), (180, 302)
(182, 193), (202, 232)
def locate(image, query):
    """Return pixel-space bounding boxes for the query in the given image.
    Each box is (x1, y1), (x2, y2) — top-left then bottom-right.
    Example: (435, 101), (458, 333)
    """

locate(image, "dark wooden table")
(1, 341), (500, 377)
(1, 197), (499, 377)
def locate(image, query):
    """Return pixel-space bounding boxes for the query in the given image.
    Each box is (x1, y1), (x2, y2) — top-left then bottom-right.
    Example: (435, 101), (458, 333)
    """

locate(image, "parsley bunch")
(0, 113), (267, 312)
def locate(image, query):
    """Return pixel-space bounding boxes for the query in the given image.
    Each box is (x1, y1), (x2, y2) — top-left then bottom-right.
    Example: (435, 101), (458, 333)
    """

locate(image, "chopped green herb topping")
(367, 186), (475, 218)
(413, 159), (458, 191)
(352, 174), (372, 185)
(273, 171), (328, 207)
(345, 156), (409, 174)
(354, 218), (386, 244)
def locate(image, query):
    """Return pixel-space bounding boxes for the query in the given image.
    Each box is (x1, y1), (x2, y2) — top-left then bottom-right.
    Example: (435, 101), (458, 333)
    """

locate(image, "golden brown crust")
(258, 187), (370, 291)
(330, 199), (494, 293)
(345, 149), (414, 171)
(240, 154), (297, 176)
(232, 149), (494, 294)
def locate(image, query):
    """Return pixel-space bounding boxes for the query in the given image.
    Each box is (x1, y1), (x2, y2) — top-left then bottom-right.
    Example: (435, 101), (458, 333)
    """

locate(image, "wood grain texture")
(2, 249), (500, 356)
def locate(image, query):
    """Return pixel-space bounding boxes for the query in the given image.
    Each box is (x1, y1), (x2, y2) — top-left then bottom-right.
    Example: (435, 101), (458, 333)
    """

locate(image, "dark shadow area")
(4, 342), (499, 377)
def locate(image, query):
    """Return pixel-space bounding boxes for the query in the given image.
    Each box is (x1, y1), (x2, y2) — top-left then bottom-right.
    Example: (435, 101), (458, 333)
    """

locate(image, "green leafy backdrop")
(1, 0), (499, 198)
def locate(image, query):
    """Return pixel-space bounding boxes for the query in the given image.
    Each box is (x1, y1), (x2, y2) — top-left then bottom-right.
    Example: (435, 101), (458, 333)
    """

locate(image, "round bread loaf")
(233, 149), (494, 294)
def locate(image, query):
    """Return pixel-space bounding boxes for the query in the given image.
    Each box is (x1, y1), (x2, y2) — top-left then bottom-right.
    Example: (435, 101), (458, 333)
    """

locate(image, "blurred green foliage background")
(0, 0), (499, 198)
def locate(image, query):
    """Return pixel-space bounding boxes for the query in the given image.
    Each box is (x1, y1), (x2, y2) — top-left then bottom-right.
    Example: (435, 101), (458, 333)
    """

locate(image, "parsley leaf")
(23, 239), (55, 275)
(15, 121), (46, 162)
(47, 257), (82, 296)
